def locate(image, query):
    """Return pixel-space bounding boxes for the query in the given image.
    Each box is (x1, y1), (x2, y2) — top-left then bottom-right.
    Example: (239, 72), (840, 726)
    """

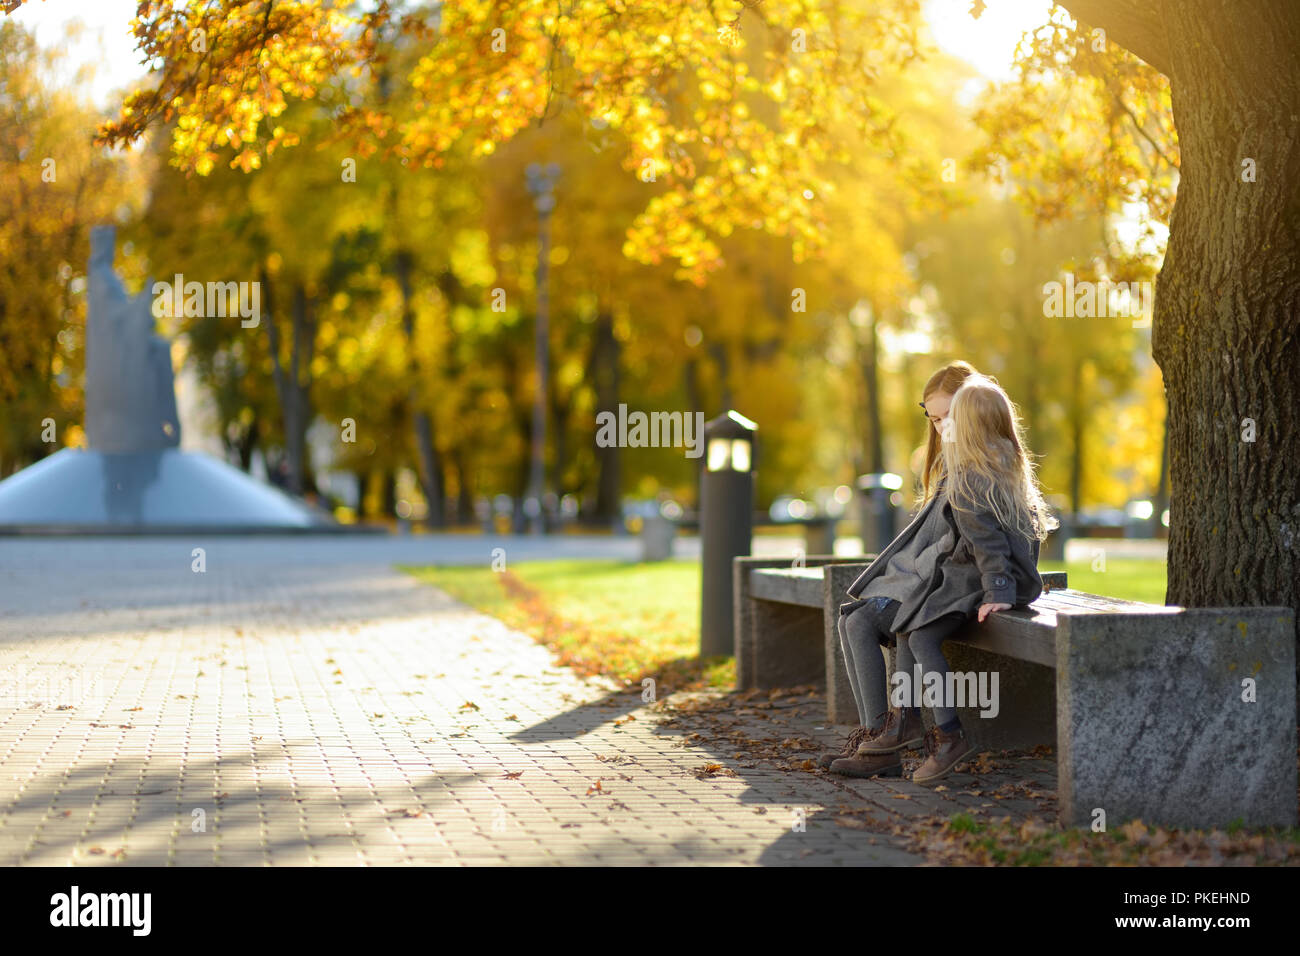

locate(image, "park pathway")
(0, 536), (1048, 865)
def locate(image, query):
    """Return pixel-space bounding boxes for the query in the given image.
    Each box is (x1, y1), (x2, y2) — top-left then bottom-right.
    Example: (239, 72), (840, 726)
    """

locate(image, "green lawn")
(403, 559), (725, 688)
(1038, 558), (1167, 604)
(403, 556), (1168, 688)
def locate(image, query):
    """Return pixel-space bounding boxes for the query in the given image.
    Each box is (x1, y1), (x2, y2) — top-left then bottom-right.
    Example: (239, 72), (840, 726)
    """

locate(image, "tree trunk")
(499, 343), (534, 533)
(1060, 1), (1300, 631)
(590, 311), (622, 525)
(1152, 3), (1300, 615)
(549, 379), (571, 508)
(684, 353), (703, 510)
(263, 273), (316, 497)
(234, 419), (258, 472)
(395, 250), (446, 528)
(287, 284), (312, 496)
(381, 469), (398, 520)
(452, 450), (475, 525)
(862, 315), (884, 473)
(1154, 409), (1170, 538)
(1068, 358), (1084, 517)
(708, 341), (733, 411)
(1022, 304), (1041, 446)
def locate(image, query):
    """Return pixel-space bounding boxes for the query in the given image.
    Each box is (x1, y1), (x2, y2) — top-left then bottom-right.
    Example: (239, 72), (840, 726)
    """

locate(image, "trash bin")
(804, 517), (836, 556)
(640, 509), (676, 561)
(1041, 517), (1069, 562)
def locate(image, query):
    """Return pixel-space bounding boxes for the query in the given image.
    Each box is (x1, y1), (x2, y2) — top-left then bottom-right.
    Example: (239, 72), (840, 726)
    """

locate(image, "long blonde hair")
(942, 373), (1057, 543)
(919, 360), (979, 503)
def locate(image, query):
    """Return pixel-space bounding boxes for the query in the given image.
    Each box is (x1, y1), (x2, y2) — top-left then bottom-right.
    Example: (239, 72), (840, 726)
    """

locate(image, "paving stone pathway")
(0, 537), (1052, 865)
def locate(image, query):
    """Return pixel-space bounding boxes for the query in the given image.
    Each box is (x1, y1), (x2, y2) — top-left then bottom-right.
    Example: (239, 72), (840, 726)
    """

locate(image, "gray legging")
(837, 597), (968, 729)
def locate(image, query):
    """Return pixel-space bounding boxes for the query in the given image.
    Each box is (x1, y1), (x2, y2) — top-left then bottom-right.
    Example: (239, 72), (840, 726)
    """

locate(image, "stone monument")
(0, 226), (330, 531)
(85, 224), (182, 453)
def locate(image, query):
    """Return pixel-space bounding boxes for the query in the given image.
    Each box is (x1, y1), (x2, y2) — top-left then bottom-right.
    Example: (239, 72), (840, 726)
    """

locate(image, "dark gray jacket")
(843, 473), (1043, 629)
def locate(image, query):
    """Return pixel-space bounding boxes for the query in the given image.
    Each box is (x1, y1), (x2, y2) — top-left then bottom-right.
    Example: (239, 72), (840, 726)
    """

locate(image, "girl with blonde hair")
(822, 368), (1056, 783)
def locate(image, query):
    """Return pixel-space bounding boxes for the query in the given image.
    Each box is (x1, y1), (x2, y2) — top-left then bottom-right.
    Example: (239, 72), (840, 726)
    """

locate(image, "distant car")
(621, 499), (658, 521)
(1072, 507), (1128, 527)
(621, 498), (683, 530)
(767, 496), (812, 522)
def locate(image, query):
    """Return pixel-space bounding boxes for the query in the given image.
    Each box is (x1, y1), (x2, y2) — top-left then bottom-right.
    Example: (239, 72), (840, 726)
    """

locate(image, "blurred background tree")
(0, 1), (1187, 553)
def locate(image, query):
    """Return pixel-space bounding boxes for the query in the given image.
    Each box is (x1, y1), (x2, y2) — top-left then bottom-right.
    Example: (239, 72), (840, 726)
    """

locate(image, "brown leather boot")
(911, 724), (978, 784)
(829, 750), (903, 778)
(854, 707), (925, 754)
(817, 723), (874, 770)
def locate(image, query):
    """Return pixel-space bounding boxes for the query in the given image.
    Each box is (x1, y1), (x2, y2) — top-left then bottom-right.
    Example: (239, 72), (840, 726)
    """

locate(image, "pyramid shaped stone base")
(0, 448), (334, 533)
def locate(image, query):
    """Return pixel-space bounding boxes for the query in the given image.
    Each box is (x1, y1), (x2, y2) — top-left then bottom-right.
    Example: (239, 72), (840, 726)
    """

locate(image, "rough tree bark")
(1058, 0), (1300, 625)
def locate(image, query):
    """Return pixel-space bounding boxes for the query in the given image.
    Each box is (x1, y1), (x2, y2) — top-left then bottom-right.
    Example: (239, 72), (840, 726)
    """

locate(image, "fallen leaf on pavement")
(692, 762), (738, 778)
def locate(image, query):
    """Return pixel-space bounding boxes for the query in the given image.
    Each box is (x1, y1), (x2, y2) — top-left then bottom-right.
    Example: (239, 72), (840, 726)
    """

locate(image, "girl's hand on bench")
(977, 602), (1012, 623)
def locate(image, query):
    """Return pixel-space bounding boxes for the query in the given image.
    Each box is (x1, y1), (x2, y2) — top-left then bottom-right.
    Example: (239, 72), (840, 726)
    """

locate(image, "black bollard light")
(699, 410), (757, 658)
(856, 472), (901, 555)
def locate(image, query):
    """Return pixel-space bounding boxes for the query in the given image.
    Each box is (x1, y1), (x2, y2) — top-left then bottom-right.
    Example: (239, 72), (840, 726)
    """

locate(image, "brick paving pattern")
(0, 537), (1052, 865)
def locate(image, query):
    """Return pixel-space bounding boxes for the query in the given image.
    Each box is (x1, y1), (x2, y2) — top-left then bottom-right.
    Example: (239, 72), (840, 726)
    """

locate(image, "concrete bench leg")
(1056, 607), (1297, 830)
(942, 642), (1056, 751)
(734, 558), (814, 690)
(751, 600), (826, 689)
(822, 564), (864, 725)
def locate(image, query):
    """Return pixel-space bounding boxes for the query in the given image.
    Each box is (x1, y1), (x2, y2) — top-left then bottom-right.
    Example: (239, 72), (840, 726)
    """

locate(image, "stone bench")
(733, 556), (1297, 829)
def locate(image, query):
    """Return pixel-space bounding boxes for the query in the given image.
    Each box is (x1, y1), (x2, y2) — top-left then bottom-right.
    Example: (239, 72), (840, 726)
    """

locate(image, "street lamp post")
(525, 162), (560, 535)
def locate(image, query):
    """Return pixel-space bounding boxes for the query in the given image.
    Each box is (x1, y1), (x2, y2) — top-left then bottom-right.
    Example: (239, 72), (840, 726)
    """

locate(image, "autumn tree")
(0, 21), (131, 475)
(974, 0), (1299, 623)
(8, 0), (1283, 629)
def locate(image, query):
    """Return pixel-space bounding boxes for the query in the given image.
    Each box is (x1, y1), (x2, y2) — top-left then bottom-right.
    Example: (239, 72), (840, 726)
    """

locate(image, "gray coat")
(842, 473), (1043, 630)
